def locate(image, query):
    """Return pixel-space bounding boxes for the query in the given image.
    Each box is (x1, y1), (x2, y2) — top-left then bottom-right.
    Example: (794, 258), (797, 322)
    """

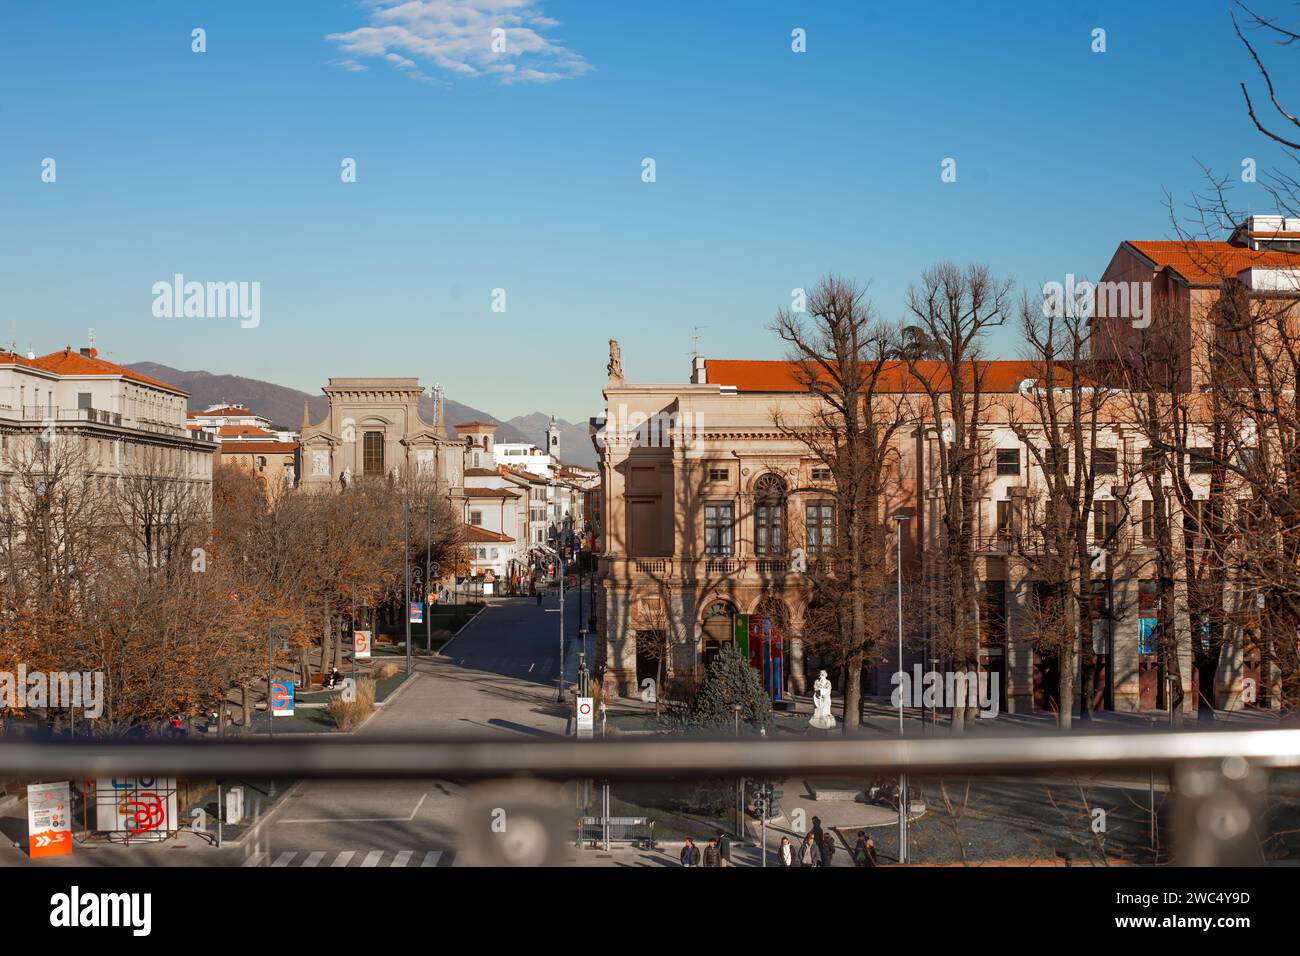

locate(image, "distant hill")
(125, 362), (534, 446)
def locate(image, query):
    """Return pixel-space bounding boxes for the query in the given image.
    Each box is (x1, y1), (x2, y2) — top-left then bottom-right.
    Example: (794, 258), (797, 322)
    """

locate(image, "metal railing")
(3, 728), (1296, 779)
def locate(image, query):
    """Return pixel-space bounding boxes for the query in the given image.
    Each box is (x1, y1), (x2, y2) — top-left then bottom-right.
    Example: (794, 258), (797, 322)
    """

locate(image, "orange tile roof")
(28, 347), (187, 394)
(1125, 240), (1300, 286)
(218, 440), (299, 455)
(464, 487), (521, 498)
(218, 424), (276, 438)
(464, 467), (501, 477)
(704, 359), (1070, 394)
(463, 526), (514, 543)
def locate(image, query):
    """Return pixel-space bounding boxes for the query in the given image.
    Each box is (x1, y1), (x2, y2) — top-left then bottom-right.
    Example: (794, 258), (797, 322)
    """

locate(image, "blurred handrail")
(3, 728), (1299, 780)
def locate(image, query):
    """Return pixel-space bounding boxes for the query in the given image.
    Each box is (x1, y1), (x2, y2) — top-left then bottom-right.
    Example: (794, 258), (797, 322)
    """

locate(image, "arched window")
(363, 431), (384, 476)
(754, 474), (787, 555)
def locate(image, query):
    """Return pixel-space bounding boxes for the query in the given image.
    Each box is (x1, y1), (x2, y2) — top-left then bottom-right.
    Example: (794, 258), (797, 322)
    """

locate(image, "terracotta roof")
(464, 467), (501, 477)
(0, 352), (40, 370)
(463, 526), (514, 543)
(464, 487), (520, 498)
(1125, 240), (1300, 286)
(452, 421), (498, 431)
(218, 424), (276, 438)
(218, 441), (299, 455)
(29, 347), (187, 394)
(704, 359), (1068, 394)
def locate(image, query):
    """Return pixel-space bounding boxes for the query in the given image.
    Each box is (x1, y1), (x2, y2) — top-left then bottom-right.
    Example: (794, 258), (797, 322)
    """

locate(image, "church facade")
(298, 377), (465, 500)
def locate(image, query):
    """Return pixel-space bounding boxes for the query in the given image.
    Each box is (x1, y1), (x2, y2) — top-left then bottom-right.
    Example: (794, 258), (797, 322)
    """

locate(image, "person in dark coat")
(820, 830), (837, 867)
(716, 829), (732, 867)
(680, 838), (700, 867)
(702, 838), (721, 867)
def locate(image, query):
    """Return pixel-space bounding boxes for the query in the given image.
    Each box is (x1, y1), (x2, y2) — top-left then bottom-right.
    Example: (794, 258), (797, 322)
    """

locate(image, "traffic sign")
(271, 680), (294, 717)
(576, 696), (594, 738)
(354, 629), (371, 659)
(27, 781), (72, 859)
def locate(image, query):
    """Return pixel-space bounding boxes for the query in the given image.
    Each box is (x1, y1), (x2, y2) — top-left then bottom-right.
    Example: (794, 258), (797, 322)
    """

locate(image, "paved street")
(2, 591), (589, 868)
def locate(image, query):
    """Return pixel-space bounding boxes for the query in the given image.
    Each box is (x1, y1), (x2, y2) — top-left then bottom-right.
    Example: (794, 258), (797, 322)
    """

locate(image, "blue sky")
(3, 0), (1297, 422)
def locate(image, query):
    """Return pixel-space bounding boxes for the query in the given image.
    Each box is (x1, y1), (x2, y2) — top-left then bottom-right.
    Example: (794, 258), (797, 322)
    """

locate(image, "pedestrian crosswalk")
(242, 849), (454, 868)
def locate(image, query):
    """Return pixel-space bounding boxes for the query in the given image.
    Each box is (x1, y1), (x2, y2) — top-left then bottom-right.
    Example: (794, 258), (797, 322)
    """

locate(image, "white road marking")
(392, 850), (412, 867)
(529, 663), (535, 672)
(241, 852), (268, 867)
(360, 850), (383, 867)
(331, 851), (355, 867)
(270, 851), (296, 867)
(302, 851), (326, 868)
(283, 792), (428, 824)
(420, 850), (442, 867)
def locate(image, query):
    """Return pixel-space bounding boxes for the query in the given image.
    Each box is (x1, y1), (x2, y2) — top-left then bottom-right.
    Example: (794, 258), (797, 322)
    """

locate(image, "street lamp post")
(558, 550), (567, 702)
(404, 496), (412, 675)
(894, 511), (910, 865)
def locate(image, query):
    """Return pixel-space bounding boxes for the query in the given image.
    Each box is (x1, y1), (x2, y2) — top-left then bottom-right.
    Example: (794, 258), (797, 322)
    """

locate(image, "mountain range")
(125, 363), (597, 467)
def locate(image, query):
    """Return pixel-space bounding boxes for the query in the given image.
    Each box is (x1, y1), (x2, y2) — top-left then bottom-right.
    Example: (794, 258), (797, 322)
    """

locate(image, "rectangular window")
(1184, 500), (1206, 540)
(1141, 447), (1163, 472)
(1141, 500), (1154, 540)
(1189, 448), (1213, 474)
(995, 448), (1020, 476)
(805, 501), (835, 553)
(1239, 447), (1260, 472)
(1093, 448), (1118, 475)
(363, 431), (384, 476)
(1093, 499), (1118, 540)
(1043, 446), (1069, 476)
(704, 503), (734, 556)
(707, 467), (729, 482)
(470, 511), (483, 527)
(77, 392), (92, 410)
(811, 466), (831, 482)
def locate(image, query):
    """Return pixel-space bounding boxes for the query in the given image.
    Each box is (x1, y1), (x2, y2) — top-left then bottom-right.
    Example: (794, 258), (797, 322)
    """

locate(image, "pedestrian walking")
(779, 836), (794, 867)
(680, 838), (700, 867)
(820, 830), (837, 867)
(810, 815), (824, 849)
(536, 591), (543, 607)
(716, 829), (732, 867)
(852, 831), (869, 867)
(702, 838), (721, 867)
(797, 832), (818, 867)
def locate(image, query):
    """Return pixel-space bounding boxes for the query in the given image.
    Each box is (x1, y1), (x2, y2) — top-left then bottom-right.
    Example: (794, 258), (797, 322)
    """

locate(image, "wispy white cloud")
(328, 0), (592, 86)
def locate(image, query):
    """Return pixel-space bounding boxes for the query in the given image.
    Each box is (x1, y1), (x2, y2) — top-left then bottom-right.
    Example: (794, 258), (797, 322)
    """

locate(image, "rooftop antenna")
(690, 325), (706, 361)
(88, 327), (96, 352)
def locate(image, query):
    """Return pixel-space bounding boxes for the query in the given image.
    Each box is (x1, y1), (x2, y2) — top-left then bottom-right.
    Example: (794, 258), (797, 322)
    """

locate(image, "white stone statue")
(340, 467), (352, 488)
(809, 670), (836, 730)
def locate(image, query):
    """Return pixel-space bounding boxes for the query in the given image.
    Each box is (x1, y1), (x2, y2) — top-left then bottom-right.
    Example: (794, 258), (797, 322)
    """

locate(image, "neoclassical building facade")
(299, 378), (465, 500)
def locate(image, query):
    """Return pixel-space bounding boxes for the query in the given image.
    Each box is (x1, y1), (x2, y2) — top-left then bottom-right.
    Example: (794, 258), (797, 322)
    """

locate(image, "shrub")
(326, 677), (375, 730)
(688, 644), (772, 731)
(373, 663), (398, 681)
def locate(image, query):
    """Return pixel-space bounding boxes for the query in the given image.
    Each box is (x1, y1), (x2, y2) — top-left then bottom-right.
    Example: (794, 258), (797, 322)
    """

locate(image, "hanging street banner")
(27, 781), (72, 859)
(409, 601), (423, 624)
(734, 613), (749, 662)
(271, 680), (294, 717)
(354, 629), (371, 659)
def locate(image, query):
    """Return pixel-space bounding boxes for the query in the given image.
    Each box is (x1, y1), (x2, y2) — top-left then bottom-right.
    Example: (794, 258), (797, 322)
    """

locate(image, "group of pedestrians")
(678, 819), (879, 867)
(678, 830), (733, 867)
